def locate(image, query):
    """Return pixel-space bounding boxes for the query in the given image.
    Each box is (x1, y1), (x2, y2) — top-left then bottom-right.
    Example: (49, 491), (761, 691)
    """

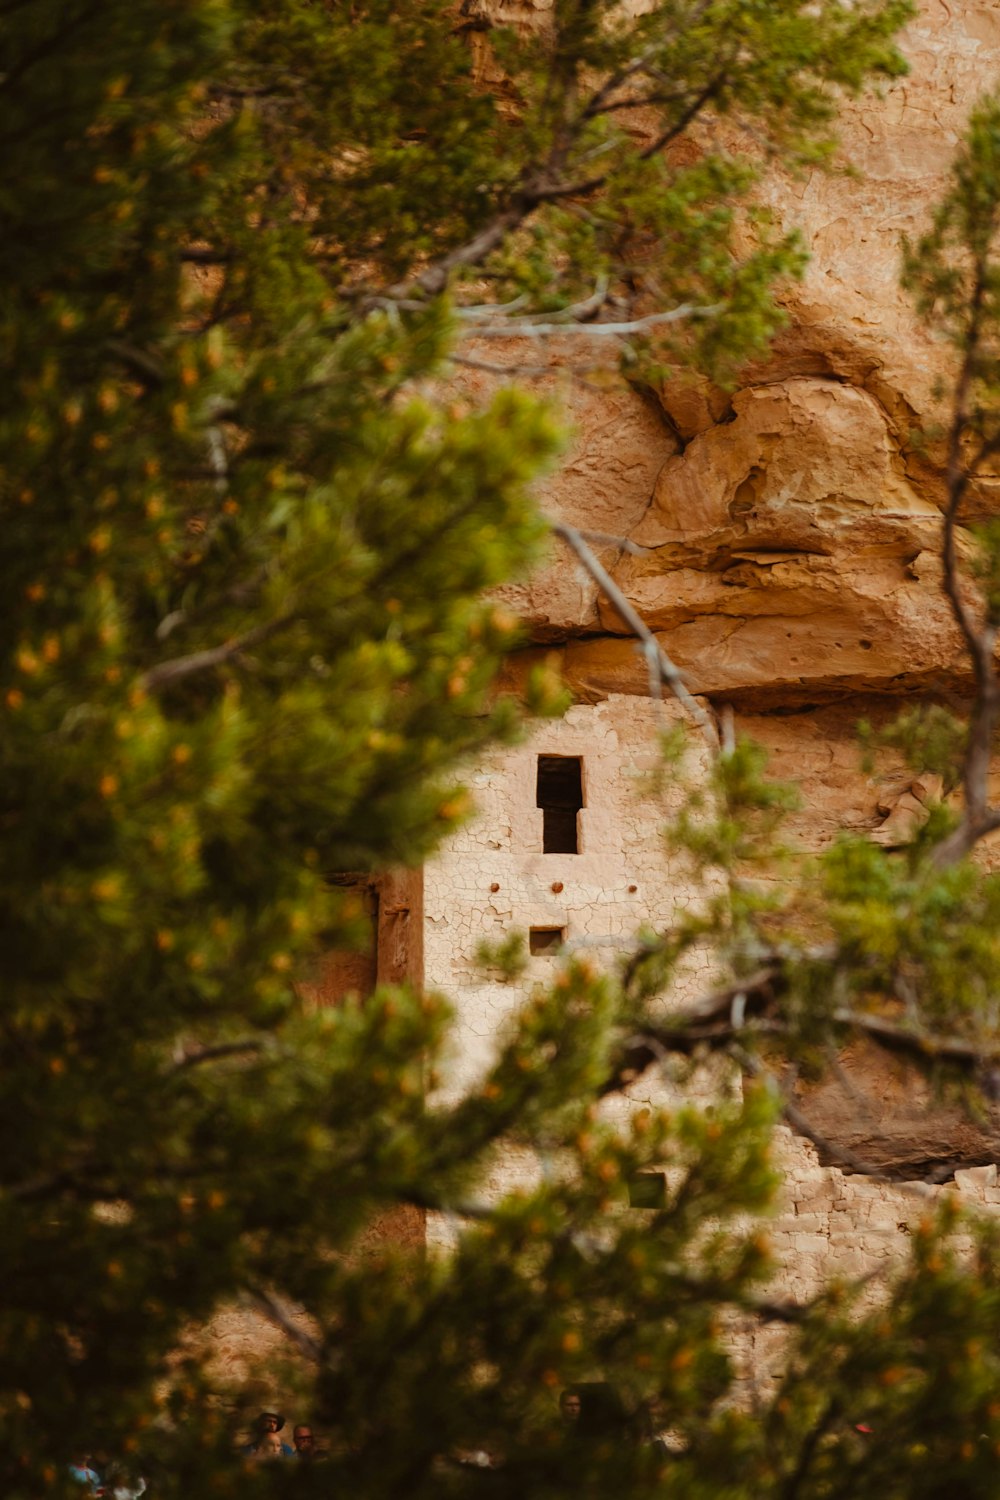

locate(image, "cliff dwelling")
(216, 0), (1000, 1395)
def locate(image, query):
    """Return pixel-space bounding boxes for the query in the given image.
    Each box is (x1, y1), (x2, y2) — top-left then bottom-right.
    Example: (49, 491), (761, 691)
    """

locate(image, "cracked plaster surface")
(426, 696), (714, 1095)
(423, 689), (1000, 1351)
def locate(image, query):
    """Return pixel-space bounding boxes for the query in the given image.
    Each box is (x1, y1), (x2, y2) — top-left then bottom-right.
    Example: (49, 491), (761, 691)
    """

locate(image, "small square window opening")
(529, 926), (566, 957)
(627, 1172), (667, 1209)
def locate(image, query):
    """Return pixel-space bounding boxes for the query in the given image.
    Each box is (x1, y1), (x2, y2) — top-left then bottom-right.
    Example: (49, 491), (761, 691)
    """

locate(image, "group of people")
(559, 1385), (672, 1455)
(67, 1412), (322, 1493)
(71, 1392), (670, 1489)
(243, 1410), (323, 1462)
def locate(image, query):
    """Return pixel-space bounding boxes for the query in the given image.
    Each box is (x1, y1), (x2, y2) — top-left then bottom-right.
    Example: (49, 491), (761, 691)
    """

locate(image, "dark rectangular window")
(627, 1172), (666, 1209)
(536, 755), (583, 854)
(529, 926), (566, 957)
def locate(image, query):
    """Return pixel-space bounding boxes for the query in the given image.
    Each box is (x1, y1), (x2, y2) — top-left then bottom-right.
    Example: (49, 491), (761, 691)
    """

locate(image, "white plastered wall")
(424, 694), (714, 1096)
(423, 693), (1000, 1388)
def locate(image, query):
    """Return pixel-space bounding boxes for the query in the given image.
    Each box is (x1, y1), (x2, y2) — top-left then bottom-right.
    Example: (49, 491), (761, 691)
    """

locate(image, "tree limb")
(830, 1007), (1000, 1074)
(603, 944), (1000, 1121)
(167, 1039), (267, 1075)
(371, 49), (728, 314)
(103, 339), (166, 389)
(141, 613), (295, 692)
(462, 301), (723, 340)
(244, 1283), (324, 1363)
(932, 256), (1000, 866)
(550, 520), (719, 748)
(458, 276), (609, 324)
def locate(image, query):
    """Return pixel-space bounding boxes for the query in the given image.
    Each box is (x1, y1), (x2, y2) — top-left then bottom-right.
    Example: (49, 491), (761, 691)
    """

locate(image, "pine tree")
(15, 5), (1000, 1500)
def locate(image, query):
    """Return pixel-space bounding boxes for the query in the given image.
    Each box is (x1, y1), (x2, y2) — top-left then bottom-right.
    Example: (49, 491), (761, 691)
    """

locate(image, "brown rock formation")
(462, 348), (679, 637)
(608, 377), (962, 704)
(486, 2), (1000, 715)
(788, 1040), (1000, 1181)
(481, 3), (1000, 1177)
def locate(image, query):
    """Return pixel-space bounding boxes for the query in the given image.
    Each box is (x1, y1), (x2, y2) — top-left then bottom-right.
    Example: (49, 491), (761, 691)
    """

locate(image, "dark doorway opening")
(536, 755), (583, 854)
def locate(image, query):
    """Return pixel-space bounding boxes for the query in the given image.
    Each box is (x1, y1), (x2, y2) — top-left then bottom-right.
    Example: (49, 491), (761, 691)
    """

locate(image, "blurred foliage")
(859, 706), (968, 794)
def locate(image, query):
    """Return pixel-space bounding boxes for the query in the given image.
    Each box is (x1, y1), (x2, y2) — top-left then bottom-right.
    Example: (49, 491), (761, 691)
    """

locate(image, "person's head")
(253, 1411), (285, 1436)
(559, 1389), (581, 1422)
(253, 1432), (284, 1461)
(293, 1426), (315, 1456)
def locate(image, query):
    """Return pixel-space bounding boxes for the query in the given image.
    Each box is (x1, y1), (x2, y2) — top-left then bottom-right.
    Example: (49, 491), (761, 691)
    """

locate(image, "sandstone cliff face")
(488, 2), (1000, 715)
(474, 3), (1000, 1185)
(594, 376), (960, 705)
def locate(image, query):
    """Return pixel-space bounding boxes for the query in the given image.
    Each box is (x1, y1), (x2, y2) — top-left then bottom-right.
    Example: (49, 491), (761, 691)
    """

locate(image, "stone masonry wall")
(423, 693), (1000, 1387)
(431, 0), (1000, 1385)
(424, 696), (712, 1097)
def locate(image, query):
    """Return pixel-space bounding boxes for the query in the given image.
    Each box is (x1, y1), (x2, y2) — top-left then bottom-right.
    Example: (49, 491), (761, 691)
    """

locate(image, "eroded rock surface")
(607, 377), (963, 703)
(479, 3), (1000, 1187)
(486, 2), (1000, 713)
